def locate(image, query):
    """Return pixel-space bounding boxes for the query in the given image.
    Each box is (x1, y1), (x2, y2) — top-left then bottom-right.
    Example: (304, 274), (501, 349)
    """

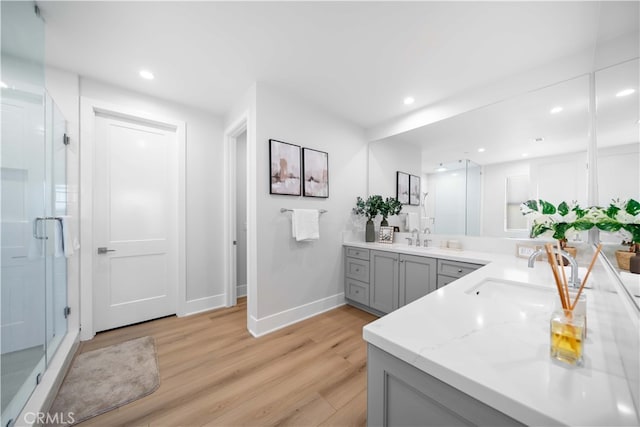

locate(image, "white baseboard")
(248, 293), (345, 337)
(180, 293), (226, 316)
(237, 284), (247, 297)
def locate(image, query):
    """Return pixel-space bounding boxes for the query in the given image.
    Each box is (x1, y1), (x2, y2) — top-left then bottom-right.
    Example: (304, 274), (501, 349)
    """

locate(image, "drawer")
(345, 278), (369, 305)
(437, 274), (458, 289)
(346, 247), (370, 261)
(437, 259), (481, 278)
(346, 257), (370, 282)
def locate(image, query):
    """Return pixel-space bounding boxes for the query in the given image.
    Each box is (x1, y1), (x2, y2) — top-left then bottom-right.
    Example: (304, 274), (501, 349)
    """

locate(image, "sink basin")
(465, 278), (557, 312)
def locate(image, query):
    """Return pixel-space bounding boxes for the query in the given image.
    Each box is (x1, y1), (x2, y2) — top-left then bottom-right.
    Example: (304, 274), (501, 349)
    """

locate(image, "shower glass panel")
(1, 2), (68, 426)
(45, 94), (68, 365)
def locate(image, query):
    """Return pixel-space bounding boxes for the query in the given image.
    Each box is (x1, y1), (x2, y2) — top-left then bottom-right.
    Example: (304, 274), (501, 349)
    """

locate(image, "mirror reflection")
(595, 58), (639, 308)
(369, 74), (590, 238)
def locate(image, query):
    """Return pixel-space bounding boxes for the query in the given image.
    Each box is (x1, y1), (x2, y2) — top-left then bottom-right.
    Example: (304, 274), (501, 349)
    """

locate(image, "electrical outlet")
(516, 244), (541, 259)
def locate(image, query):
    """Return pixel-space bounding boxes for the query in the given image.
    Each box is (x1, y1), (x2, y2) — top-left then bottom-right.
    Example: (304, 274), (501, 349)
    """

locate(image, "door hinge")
(64, 306), (71, 318)
(63, 133), (70, 145)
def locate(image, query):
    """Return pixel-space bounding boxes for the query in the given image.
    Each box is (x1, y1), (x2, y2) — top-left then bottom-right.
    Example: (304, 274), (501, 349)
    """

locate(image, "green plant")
(353, 195), (384, 221)
(520, 199), (593, 241)
(593, 198), (640, 251)
(379, 197), (403, 221)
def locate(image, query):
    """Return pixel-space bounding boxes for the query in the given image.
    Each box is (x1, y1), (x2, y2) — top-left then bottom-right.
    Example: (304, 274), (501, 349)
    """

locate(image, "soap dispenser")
(630, 249), (640, 274)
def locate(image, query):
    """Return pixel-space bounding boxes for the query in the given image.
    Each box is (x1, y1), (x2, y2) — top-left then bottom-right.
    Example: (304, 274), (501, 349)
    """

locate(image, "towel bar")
(280, 208), (327, 214)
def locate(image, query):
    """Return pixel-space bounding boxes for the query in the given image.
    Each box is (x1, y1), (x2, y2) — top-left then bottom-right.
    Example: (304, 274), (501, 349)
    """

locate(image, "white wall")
(368, 138), (422, 230)
(79, 78), (224, 308)
(252, 83), (368, 332)
(597, 143), (639, 206)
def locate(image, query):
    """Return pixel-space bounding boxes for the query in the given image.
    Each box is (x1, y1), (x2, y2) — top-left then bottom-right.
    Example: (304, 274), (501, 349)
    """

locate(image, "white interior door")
(93, 113), (178, 332)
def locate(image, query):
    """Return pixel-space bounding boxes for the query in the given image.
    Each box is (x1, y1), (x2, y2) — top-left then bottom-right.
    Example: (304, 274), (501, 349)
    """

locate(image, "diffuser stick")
(556, 240), (571, 309)
(571, 243), (603, 311)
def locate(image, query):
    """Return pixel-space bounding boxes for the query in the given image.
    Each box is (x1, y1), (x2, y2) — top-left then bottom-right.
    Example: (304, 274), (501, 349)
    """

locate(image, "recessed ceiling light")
(550, 106), (563, 114)
(403, 97), (415, 105)
(616, 88), (635, 97)
(436, 163), (447, 172)
(522, 153), (529, 157)
(0, 81), (7, 89)
(139, 70), (155, 80)
(534, 137), (544, 142)
(477, 148), (486, 153)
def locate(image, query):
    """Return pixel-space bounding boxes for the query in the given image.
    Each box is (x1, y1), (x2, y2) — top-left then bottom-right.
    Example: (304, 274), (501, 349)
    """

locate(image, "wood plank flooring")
(76, 299), (376, 426)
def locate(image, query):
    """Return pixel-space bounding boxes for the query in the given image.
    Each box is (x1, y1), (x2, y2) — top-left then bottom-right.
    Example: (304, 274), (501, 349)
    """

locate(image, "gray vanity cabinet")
(345, 247), (438, 315)
(370, 250), (399, 313)
(399, 254), (437, 306)
(367, 345), (524, 427)
(345, 247), (371, 306)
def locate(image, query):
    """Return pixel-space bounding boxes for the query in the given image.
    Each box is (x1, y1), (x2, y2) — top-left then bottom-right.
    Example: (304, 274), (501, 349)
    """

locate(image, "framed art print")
(396, 171), (409, 204)
(302, 148), (329, 198)
(269, 139), (301, 196)
(378, 226), (394, 244)
(409, 174), (420, 206)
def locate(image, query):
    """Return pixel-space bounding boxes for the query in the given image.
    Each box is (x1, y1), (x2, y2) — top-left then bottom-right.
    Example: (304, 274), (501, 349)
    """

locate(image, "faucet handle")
(405, 237), (413, 246)
(424, 239), (432, 247)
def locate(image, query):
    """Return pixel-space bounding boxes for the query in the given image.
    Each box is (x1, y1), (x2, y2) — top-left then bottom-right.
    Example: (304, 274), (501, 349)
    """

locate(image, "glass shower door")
(0, 81), (48, 427)
(1, 2), (48, 425)
(45, 94), (68, 364)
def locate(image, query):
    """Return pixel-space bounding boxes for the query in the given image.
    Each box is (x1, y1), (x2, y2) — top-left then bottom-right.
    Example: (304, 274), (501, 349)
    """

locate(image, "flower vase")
(380, 217), (389, 227)
(365, 219), (375, 242)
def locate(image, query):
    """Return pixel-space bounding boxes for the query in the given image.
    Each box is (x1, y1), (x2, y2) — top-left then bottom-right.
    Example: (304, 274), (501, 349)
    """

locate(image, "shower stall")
(1, 2), (69, 425)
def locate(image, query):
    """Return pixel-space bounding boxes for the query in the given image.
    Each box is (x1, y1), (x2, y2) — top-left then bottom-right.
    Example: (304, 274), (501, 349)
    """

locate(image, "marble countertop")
(350, 242), (640, 426)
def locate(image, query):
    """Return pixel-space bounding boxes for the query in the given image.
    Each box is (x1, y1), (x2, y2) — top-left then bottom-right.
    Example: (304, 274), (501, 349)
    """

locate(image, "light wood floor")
(77, 299), (376, 426)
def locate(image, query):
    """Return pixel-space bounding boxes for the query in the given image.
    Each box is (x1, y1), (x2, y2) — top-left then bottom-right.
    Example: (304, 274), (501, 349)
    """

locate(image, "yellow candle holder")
(550, 309), (585, 366)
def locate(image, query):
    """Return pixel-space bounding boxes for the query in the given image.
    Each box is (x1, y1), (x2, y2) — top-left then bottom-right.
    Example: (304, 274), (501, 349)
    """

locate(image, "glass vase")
(550, 309), (585, 366)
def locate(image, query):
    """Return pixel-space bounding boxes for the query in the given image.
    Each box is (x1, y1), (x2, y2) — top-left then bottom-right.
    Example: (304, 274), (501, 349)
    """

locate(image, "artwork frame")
(409, 174), (421, 206)
(269, 139), (301, 196)
(378, 226), (394, 244)
(302, 148), (329, 198)
(396, 171), (409, 204)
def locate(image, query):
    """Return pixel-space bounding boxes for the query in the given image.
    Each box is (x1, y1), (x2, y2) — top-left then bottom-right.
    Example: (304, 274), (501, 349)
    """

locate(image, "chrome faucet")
(528, 248), (580, 288)
(412, 229), (421, 247)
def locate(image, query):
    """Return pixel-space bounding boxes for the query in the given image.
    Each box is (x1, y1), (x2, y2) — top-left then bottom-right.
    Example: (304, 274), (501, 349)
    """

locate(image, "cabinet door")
(399, 254), (437, 305)
(370, 250), (399, 313)
(438, 259), (482, 278)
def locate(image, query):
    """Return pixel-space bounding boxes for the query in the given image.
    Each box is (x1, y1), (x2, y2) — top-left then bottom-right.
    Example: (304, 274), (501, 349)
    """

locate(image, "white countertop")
(348, 242), (640, 426)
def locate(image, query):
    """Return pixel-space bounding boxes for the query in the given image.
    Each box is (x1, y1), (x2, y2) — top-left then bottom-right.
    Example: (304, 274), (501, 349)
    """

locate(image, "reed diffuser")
(546, 243), (602, 366)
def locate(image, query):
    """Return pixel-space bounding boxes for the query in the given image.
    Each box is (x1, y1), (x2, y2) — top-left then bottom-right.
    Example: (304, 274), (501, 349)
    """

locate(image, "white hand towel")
(60, 215), (80, 258)
(406, 212), (419, 231)
(54, 219), (64, 258)
(291, 209), (320, 242)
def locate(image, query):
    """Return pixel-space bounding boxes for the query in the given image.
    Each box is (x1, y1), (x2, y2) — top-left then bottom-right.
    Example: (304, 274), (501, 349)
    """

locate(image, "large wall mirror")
(595, 58), (639, 309)
(369, 74), (591, 238)
(368, 1), (638, 309)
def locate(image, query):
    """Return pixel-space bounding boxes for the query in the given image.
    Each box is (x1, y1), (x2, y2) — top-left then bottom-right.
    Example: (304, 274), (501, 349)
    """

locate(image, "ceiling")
(38, 1), (637, 130)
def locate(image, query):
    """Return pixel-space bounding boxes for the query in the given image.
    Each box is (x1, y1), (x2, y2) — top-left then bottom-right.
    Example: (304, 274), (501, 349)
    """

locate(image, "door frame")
(79, 97), (186, 341)
(223, 113), (247, 308)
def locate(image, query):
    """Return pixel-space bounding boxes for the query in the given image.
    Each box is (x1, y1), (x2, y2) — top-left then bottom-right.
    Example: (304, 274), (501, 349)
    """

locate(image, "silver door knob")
(97, 247), (116, 254)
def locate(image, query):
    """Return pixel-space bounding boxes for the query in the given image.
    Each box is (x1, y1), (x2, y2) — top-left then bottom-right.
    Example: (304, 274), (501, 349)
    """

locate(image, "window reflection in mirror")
(505, 175), (529, 231)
